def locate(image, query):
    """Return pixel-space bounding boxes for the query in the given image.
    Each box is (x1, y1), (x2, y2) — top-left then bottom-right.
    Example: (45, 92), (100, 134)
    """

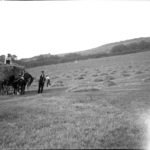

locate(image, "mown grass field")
(1, 51), (150, 149)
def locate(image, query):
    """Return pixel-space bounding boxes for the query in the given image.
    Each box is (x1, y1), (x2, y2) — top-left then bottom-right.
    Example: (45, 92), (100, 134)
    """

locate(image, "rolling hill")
(76, 37), (150, 56)
(14, 37), (150, 68)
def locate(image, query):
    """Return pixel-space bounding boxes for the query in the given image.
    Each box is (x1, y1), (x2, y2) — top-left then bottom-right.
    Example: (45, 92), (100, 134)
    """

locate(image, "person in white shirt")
(46, 75), (51, 87)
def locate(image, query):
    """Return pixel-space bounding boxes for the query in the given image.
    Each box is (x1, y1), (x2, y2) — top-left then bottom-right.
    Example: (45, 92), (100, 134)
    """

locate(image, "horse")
(24, 72), (34, 89)
(17, 72), (34, 95)
(0, 81), (4, 95)
(16, 78), (26, 95)
(1, 75), (19, 95)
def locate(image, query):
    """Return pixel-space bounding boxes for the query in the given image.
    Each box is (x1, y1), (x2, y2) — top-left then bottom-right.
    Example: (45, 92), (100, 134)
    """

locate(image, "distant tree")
(128, 42), (139, 50)
(137, 40), (150, 50)
(111, 44), (130, 54)
(111, 41), (150, 56)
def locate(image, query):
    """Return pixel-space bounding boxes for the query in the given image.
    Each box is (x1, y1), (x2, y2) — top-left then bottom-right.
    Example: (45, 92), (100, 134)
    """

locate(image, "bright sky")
(0, 0), (150, 59)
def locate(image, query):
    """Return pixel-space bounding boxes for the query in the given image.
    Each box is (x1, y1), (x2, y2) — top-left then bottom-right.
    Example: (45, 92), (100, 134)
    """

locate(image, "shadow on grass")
(26, 87), (67, 96)
(0, 87), (68, 101)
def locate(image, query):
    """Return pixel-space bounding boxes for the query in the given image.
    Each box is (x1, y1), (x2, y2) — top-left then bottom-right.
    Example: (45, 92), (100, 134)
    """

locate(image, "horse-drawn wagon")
(0, 64), (33, 95)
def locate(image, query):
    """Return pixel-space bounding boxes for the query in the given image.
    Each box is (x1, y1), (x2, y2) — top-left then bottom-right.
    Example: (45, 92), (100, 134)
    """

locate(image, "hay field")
(1, 51), (150, 149)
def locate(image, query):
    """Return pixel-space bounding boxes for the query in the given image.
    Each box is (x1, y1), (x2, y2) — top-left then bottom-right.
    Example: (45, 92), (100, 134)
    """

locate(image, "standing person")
(5, 54), (12, 65)
(38, 71), (46, 93)
(46, 75), (51, 87)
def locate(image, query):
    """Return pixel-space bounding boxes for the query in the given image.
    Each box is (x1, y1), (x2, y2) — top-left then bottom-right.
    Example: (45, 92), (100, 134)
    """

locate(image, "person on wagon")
(5, 54), (12, 65)
(38, 71), (46, 93)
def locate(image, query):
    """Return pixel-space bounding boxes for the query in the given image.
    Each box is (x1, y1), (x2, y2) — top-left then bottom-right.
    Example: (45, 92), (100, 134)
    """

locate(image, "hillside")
(77, 37), (150, 56)
(15, 37), (150, 68)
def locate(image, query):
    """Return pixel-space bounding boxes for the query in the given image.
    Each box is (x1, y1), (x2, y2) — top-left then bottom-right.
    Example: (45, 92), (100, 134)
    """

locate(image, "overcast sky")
(0, 0), (150, 59)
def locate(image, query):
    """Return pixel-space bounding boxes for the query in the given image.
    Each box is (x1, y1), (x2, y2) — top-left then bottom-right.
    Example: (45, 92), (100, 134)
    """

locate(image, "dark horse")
(17, 72), (34, 95)
(0, 81), (5, 95)
(1, 72), (34, 95)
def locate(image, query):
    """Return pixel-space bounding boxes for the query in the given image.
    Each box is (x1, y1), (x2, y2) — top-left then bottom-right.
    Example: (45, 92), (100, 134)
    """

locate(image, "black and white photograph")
(0, 0), (150, 149)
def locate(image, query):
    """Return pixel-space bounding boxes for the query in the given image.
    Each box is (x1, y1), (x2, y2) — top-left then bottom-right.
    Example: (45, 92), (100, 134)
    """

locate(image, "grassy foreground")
(0, 86), (148, 149)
